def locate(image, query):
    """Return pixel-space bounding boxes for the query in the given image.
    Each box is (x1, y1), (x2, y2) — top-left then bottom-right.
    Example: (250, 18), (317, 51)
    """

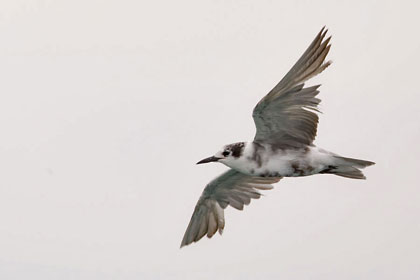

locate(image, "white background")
(1, 0), (419, 279)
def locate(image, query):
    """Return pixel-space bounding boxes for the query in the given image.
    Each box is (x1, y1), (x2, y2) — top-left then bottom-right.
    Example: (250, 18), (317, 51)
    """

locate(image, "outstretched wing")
(180, 169), (281, 247)
(253, 27), (332, 149)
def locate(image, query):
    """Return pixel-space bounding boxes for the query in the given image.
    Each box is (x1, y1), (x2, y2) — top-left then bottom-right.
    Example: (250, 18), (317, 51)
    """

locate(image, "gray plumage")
(181, 170), (280, 247)
(181, 27), (374, 247)
(253, 27), (331, 148)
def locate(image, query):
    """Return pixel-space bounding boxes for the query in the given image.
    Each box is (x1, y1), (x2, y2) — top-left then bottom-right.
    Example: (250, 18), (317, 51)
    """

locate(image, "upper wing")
(253, 27), (332, 149)
(180, 169), (281, 247)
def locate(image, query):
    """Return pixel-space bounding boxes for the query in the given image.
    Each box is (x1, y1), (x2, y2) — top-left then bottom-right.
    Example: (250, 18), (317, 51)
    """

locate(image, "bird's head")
(197, 142), (245, 165)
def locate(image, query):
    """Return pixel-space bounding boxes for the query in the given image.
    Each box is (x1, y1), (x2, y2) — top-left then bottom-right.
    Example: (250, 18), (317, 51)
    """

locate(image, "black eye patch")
(222, 151), (230, 157)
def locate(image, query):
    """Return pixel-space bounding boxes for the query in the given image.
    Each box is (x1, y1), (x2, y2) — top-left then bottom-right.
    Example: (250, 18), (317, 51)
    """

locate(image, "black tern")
(181, 27), (375, 247)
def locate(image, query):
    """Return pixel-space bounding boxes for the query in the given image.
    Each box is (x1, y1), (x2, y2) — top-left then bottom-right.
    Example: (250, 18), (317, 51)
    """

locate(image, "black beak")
(196, 156), (220, 165)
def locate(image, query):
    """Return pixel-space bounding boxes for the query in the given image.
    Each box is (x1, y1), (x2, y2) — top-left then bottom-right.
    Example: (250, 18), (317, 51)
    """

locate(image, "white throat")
(219, 142), (259, 174)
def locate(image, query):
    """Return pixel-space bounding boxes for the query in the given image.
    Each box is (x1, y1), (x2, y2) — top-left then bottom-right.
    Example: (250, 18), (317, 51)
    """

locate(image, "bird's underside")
(180, 27), (374, 248)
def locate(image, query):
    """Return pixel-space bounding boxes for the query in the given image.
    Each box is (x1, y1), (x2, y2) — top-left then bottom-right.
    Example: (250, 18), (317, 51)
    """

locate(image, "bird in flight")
(181, 27), (374, 247)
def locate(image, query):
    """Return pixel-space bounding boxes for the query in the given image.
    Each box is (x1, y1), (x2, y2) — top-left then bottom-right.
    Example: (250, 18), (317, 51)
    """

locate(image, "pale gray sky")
(1, 0), (419, 279)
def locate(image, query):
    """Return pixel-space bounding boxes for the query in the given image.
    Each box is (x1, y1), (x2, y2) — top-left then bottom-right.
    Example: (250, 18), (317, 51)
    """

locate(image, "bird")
(180, 27), (374, 247)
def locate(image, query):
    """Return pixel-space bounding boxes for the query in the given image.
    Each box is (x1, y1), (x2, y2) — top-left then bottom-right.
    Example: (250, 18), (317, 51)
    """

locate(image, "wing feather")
(253, 27), (332, 148)
(180, 169), (281, 247)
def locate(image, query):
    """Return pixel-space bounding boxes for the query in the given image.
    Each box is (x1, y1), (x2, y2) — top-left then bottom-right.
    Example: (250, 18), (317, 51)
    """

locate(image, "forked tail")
(321, 156), (375, 179)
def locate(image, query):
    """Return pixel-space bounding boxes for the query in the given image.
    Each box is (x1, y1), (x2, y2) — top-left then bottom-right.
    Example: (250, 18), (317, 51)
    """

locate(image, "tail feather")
(331, 166), (367, 179)
(334, 156), (375, 168)
(324, 156), (375, 180)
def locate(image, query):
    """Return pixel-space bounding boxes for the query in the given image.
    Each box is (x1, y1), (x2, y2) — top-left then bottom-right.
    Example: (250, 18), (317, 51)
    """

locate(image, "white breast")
(221, 143), (334, 177)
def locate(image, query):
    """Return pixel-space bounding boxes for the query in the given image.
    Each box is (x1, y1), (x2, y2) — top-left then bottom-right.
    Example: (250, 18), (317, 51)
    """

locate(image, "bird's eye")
(222, 151), (230, 157)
